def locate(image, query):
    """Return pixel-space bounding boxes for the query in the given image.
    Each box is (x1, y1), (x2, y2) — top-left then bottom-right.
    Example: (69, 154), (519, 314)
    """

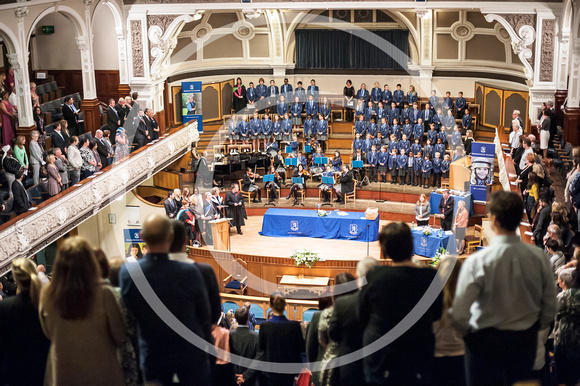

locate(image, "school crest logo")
(421, 237), (428, 247)
(480, 146), (486, 153)
(290, 220), (299, 231)
(349, 224), (358, 235)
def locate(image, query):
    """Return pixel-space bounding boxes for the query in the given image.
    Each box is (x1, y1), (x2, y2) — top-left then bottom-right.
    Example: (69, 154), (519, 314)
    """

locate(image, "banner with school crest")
(469, 142), (495, 202)
(181, 81), (203, 132)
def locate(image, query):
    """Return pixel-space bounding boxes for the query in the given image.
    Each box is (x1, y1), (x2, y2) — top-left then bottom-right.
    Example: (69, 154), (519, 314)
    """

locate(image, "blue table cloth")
(260, 208), (380, 242)
(412, 229), (456, 258)
(429, 192), (473, 217)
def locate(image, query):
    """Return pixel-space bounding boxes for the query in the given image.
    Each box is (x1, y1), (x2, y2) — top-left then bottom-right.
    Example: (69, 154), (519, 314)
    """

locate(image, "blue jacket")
(441, 160), (450, 173)
(250, 118), (262, 136)
(305, 100), (318, 116)
(393, 90), (404, 105)
(362, 139), (373, 154)
(246, 87), (257, 103)
(355, 105), (367, 119)
(273, 121), (282, 135)
(433, 114), (444, 130)
(256, 84), (268, 99)
(228, 120), (238, 135)
(307, 85), (319, 100)
(281, 84), (293, 100)
(266, 141), (278, 153)
(267, 85), (279, 99)
(414, 123), (425, 140)
(319, 102), (331, 118)
(290, 102), (302, 117)
(398, 140), (410, 154)
(388, 108), (400, 125)
(282, 119), (292, 134)
(355, 120), (367, 135)
(303, 119), (315, 135)
(277, 102), (289, 116)
(237, 121), (249, 137)
(316, 120), (328, 136)
(367, 123), (378, 138)
(397, 154), (408, 169)
(376, 108), (386, 120)
(424, 144), (433, 158)
(381, 90), (392, 105)
(331, 156), (342, 171)
(391, 125), (401, 140)
(367, 151), (378, 166)
(422, 159), (433, 174)
(379, 123), (389, 138)
(294, 87), (306, 103)
(298, 155), (307, 168)
(378, 151), (389, 166)
(429, 95), (439, 109)
(411, 143), (422, 155)
(262, 119), (273, 136)
(364, 106), (375, 121)
(387, 154), (396, 169)
(423, 109), (433, 124)
(462, 114), (472, 129)
(411, 108), (421, 124)
(451, 130), (462, 147)
(406, 91), (418, 104)
(432, 157), (442, 173)
(437, 131), (447, 144)
(413, 157), (422, 172)
(290, 140), (299, 153)
(401, 108), (411, 123)
(443, 115), (455, 129)
(434, 143), (446, 156)
(387, 140), (398, 154)
(370, 87), (382, 103)
(427, 129), (438, 143)
(402, 124), (413, 139)
(456, 97), (467, 112)
(353, 138), (363, 152)
(357, 88), (370, 102)
(442, 97), (454, 110)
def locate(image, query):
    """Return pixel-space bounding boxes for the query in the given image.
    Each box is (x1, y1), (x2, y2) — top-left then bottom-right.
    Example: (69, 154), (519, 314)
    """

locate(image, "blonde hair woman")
(415, 193), (431, 226)
(46, 153), (62, 196)
(0, 258), (49, 385)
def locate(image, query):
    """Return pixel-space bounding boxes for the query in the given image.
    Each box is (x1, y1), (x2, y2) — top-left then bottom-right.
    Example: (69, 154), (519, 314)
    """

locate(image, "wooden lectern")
(210, 218), (231, 251)
(449, 156), (471, 191)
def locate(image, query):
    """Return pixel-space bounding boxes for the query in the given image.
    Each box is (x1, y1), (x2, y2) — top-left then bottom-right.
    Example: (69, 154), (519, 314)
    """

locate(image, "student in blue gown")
(388, 102), (400, 125)
(423, 103), (433, 125)
(391, 119), (401, 141)
(432, 151), (443, 187)
(422, 154), (433, 188)
(265, 137), (278, 157)
(331, 151), (342, 172)
(434, 138), (446, 158)
(355, 115), (367, 136)
(401, 102), (411, 123)
(374, 132), (385, 149)
(411, 102), (421, 124)
(406, 151), (415, 185)
(433, 108), (444, 131)
(307, 79), (319, 101)
(294, 81), (306, 106)
(310, 146), (325, 175)
(367, 118), (378, 139)
(352, 148), (366, 181)
(424, 138), (434, 159)
(462, 109), (472, 134)
(319, 97), (331, 121)
(318, 164), (335, 202)
(362, 133), (373, 155)
(378, 145), (389, 183)
(388, 148), (398, 184)
(273, 114), (283, 143)
(355, 100), (366, 120)
(376, 102), (386, 122)
(451, 125), (462, 150)
(443, 109), (455, 135)
(426, 123), (438, 144)
(411, 138), (422, 158)
(367, 144), (378, 183)
(402, 118), (413, 140)
(441, 154), (451, 180)
(281, 113), (292, 143)
(256, 78), (268, 113)
(246, 82), (257, 111)
(414, 118), (425, 143)
(305, 94), (318, 118)
(413, 151), (423, 186)
(281, 78), (293, 101)
(379, 118), (389, 139)
(277, 95), (289, 119)
(228, 115), (238, 145)
(289, 135), (300, 154)
(267, 80), (279, 114)
(365, 101), (375, 122)
(387, 134), (398, 155)
(397, 149), (408, 185)
(382, 84), (392, 108)
(398, 134), (410, 154)
(237, 114), (250, 145)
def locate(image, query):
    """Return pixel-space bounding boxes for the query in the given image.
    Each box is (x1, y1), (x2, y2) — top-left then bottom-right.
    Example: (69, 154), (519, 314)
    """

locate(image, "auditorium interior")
(0, 0), (579, 338)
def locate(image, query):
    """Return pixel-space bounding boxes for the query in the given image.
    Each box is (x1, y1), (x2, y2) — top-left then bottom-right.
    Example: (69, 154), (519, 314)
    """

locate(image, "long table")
(260, 208), (380, 242)
(412, 228), (456, 258)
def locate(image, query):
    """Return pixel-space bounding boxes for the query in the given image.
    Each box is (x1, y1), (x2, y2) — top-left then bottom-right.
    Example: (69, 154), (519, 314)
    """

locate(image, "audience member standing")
(438, 189), (455, 231)
(30, 130), (44, 185)
(46, 154), (61, 197)
(2, 145), (21, 197)
(539, 108), (550, 161)
(67, 136), (82, 185)
(0, 258), (50, 386)
(359, 222), (443, 385)
(230, 306), (261, 386)
(39, 237), (126, 386)
(259, 292), (305, 386)
(0, 91), (15, 146)
(11, 170), (30, 215)
(120, 214), (214, 385)
(449, 191), (557, 386)
(62, 96), (79, 136)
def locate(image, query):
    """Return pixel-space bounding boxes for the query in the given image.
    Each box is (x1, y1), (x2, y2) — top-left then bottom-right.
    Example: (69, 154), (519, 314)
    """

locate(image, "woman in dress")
(232, 77), (246, 113)
(0, 90), (16, 146)
(415, 193), (430, 226)
(13, 135), (29, 169)
(30, 82), (40, 107)
(115, 127), (129, 160)
(453, 200), (468, 254)
(46, 154), (61, 197)
(343, 79), (355, 122)
(33, 106), (46, 149)
(89, 141), (102, 173)
(79, 137), (96, 180)
(39, 237), (126, 386)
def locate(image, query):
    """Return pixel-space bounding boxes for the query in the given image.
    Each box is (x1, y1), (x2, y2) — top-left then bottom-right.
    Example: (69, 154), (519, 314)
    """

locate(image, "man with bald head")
(120, 214), (214, 385)
(95, 129), (111, 167)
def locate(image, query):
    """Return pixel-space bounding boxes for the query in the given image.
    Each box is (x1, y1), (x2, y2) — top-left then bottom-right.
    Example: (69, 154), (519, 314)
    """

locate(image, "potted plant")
(291, 249), (324, 269)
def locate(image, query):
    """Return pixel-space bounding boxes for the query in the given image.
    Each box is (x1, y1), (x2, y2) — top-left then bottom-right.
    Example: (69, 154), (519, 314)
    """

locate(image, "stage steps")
(331, 122), (354, 134)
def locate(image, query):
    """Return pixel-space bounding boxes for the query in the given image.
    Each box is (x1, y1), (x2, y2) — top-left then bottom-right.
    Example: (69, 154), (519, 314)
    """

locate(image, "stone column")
(13, 5), (35, 135)
(116, 28), (131, 99)
(563, 44), (580, 144)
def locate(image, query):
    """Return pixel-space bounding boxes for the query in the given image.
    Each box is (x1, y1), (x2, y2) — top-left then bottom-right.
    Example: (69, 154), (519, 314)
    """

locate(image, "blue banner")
(469, 142), (495, 202)
(182, 81), (203, 132)
(123, 229), (142, 243)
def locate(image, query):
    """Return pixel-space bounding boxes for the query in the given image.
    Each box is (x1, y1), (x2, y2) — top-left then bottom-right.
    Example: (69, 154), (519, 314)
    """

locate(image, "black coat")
(339, 170), (354, 194)
(51, 131), (69, 154)
(95, 138), (109, 167)
(438, 196), (455, 230)
(533, 204), (551, 242)
(145, 116), (159, 141)
(114, 103), (126, 123)
(258, 318), (304, 384)
(134, 118), (148, 148)
(224, 190), (247, 228)
(195, 262), (221, 325)
(164, 198), (178, 218)
(61, 103), (78, 132)
(12, 180), (30, 215)
(229, 326), (260, 385)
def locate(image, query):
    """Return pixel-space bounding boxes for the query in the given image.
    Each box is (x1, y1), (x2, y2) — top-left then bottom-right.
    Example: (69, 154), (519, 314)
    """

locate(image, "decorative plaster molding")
(148, 15), (178, 66)
(131, 20), (145, 77)
(539, 19), (555, 82)
(0, 123), (200, 273)
(14, 6), (29, 21)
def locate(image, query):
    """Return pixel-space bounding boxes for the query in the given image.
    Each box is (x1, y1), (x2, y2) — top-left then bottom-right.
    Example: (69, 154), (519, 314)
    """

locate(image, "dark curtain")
(296, 29), (409, 70)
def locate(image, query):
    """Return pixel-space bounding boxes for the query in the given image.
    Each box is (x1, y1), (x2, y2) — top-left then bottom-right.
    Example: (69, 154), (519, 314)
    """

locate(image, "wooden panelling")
(95, 70), (120, 104)
(47, 70), (83, 97)
(153, 170), (181, 190)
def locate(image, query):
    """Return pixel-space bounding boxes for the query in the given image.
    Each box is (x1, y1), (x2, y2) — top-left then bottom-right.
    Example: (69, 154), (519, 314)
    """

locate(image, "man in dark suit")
(120, 214), (214, 386)
(333, 164), (354, 205)
(114, 97), (126, 127)
(106, 98), (121, 133)
(225, 183), (246, 235)
(532, 196), (552, 247)
(438, 189), (455, 231)
(230, 306), (261, 386)
(94, 129), (111, 167)
(61, 96), (79, 136)
(164, 191), (178, 218)
(50, 121), (69, 155)
(133, 110), (149, 150)
(144, 108), (160, 141)
(12, 171), (30, 215)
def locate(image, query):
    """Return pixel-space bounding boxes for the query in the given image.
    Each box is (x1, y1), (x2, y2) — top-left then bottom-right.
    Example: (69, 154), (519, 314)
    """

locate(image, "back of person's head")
(545, 238), (560, 253)
(45, 237), (100, 320)
(318, 290), (333, 310)
(532, 163), (544, 178)
(269, 291), (286, 313)
(356, 256), (379, 280)
(11, 258), (42, 308)
(108, 258), (123, 287)
(169, 220), (187, 254)
(235, 306), (249, 325)
(379, 222), (413, 262)
(559, 267), (577, 288)
(141, 214), (173, 248)
(93, 249), (110, 280)
(488, 191), (523, 232)
(334, 272), (357, 300)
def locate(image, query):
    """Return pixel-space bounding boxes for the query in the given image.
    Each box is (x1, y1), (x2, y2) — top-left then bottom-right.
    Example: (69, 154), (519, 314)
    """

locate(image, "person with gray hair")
(29, 130), (44, 185)
(356, 256), (379, 288)
(511, 109), (523, 132)
(509, 119), (522, 155)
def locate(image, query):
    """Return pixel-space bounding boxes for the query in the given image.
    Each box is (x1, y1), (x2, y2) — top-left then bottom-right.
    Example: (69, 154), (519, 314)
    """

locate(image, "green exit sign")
(41, 26), (54, 35)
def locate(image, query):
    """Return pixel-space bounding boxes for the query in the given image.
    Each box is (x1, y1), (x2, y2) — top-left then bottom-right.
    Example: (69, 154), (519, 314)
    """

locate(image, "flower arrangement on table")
(291, 249), (325, 268)
(430, 247), (450, 268)
(422, 227), (432, 236)
(318, 209), (328, 217)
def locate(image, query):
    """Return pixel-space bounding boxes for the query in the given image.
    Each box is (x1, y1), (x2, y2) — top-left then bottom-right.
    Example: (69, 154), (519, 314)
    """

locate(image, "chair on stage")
(237, 179), (252, 202)
(266, 186), (281, 202)
(464, 225), (483, 255)
(222, 257), (248, 295)
(344, 180), (357, 204)
(296, 186), (306, 204)
(318, 187), (333, 202)
(441, 178), (450, 189)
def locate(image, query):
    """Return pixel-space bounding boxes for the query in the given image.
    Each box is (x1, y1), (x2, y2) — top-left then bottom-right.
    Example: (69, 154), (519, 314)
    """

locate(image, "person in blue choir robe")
(407, 85), (418, 105)
(432, 151), (443, 187)
(355, 100), (366, 120)
(357, 83), (370, 103)
(316, 113), (328, 152)
(434, 138), (446, 158)
(423, 103), (433, 124)
(400, 102), (411, 124)
(281, 113), (292, 143)
(402, 119), (413, 139)
(442, 91), (454, 114)
(422, 154), (433, 188)
(376, 102), (386, 121)
(237, 114), (250, 145)
(441, 153), (451, 179)
(391, 119), (401, 141)
(426, 124), (438, 144)
(378, 145), (389, 183)
(355, 115), (367, 136)
(424, 138), (434, 159)
(451, 126), (462, 149)
(397, 149), (408, 185)
(429, 90), (439, 111)
(250, 111), (263, 152)
(353, 133), (363, 153)
(277, 95), (289, 118)
(433, 108), (444, 131)
(371, 81), (382, 109)
(289, 135), (299, 154)
(303, 114), (315, 138)
(388, 102), (400, 125)
(398, 134), (410, 154)
(455, 91), (466, 119)
(414, 118), (425, 142)
(462, 109), (472, 133)
(379, 117), (389, 138)
(382, 84), (393, 108)
(365, 101), (376, 122)
(443, 109), (455, 134)
(331, 151), (342, 172)
(256, 78), (268, 113)
(411, 102), (421, 124)
(305, 94), (318, 117)
(367, 144), (378, 182)
(273, 114), (283, 142)
(294, 81), (306, 105)
(388, 148), (398, 184)
(362, 133), (373, 155)
(290, 96), (302, 130)
(393, 84), (404, 108)
(246, 82), (257, 111)
(387, 134), (398, 155)
(267, 80), (279, 114)
(406, 151), (415, 185)
(411, 138), (422, 157)
(367, 118), (378, 139)
(413, 151), (423, 186)
(281, 78), (293, 101)
(319, 97), (331, 121)
(307, 79), (319, 101)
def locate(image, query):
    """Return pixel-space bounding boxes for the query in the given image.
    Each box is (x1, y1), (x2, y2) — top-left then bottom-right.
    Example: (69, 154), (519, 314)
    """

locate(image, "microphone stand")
(375, 179), (386, 203)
